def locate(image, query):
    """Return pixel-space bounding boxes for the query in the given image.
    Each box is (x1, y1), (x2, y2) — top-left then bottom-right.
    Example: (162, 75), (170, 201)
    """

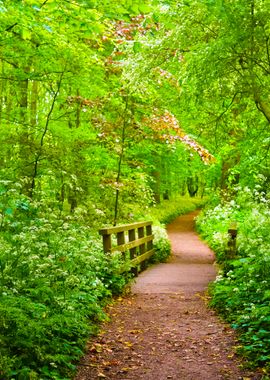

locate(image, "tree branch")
(5, 23), (18, 32)
(29, 68), (66, 197)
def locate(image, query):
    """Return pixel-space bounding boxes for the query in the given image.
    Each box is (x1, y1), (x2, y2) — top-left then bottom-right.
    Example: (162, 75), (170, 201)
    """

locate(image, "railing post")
(117, 231), (125, 255)
(102, 234), (112, 253)
(146, 224), (153, 251)
(128, 228), (137, 276)
(138, 226), (146, 270)
(227, 222), (237, 259)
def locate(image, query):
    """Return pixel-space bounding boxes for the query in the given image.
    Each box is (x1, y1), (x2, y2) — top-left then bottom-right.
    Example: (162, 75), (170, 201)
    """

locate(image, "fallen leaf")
(128, 329), (143, 334)
(102, 360), (120, 367)
(120, 367), (130, 373)
(90, 343), (103, 353)
(123, 341), (133, 348)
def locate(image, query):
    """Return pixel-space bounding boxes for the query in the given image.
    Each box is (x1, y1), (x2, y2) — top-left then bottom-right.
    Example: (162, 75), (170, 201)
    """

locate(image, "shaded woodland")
(0, 1), (269, 378)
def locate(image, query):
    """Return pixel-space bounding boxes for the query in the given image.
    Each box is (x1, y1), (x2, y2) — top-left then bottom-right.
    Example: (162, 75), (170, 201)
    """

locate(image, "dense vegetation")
(197, 186), (270, 374)
(0, 0), (269, 378)
(0, 189), (202, 379)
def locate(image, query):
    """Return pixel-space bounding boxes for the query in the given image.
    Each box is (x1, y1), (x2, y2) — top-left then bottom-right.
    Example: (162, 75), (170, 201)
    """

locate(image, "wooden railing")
(99, 221), (154, 274)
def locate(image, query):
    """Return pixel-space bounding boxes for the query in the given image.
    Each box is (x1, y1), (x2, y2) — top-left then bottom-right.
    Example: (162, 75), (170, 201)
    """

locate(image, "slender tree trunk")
(29, 70), (65, 198)
(113, 95), (129, 226)
(152, 170), (161, 203)
(19, 67), (30, 124)
(6, 80), (13, 126)
(248, 0), (270, 124)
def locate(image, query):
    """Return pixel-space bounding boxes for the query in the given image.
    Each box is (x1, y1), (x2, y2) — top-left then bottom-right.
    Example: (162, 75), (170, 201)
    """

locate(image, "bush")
(196, 187), (270, 372)
(148, 195), (206, 225)
(0, 197), (129, 379)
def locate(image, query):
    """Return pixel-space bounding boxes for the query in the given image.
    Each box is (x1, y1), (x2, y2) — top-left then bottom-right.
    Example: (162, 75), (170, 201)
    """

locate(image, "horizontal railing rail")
(99, 221), (154, 274)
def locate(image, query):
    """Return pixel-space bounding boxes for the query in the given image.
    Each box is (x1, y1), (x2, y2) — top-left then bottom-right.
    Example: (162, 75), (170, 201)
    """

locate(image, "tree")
(122, 0), (270, 191)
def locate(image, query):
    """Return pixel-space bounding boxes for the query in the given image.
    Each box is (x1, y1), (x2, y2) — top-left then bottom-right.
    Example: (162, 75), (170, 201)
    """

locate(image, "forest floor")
(75, 211), (263, 380)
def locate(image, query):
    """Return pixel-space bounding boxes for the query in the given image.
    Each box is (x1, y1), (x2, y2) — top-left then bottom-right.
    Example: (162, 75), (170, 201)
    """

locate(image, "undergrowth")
(0, 197), (130, 379)
(147, 194), (206, 225)
(196, 186), (270, 375)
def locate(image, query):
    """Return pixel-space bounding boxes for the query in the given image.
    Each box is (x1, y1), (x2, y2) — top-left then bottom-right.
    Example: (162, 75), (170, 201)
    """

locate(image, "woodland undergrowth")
(0, 188), (201, 380)
(196, 184), (270, 376)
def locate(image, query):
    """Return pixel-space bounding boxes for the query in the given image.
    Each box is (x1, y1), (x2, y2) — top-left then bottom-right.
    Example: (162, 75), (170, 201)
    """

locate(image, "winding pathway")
(75, 211), (262, 380)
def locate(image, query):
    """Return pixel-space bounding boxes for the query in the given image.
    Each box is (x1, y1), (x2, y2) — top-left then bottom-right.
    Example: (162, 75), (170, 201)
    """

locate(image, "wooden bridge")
(99, 221), (154, 274)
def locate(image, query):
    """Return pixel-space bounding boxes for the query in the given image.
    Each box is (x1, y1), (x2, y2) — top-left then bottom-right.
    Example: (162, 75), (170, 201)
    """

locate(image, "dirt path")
(75, 211), (262, 380)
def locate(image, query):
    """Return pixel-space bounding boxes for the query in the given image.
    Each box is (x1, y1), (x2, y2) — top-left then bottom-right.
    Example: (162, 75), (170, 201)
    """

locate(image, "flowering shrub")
(196, 187), (270, 372)
(196, 199), (241, 262)
(0, 196), (129, 379)
(151, 225), (171, 263)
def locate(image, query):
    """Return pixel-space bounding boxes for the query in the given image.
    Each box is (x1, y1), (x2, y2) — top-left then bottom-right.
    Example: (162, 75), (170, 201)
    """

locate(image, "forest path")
(75, 211), (262, 380)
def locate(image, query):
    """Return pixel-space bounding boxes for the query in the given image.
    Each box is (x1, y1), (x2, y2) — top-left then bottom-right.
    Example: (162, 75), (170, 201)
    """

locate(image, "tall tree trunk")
(19, 67), (30, 124)
(152, 170), (161, 203)
(113, 95), (129, 226)
(29, 70), (65, 198)
(187, 175), (199, 197)
(249, 0), (270, 125)
(0, 60), (4, 126)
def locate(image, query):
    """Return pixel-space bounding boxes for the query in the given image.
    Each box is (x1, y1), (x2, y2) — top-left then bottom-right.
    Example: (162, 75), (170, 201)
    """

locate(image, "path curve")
(132, 210), (216, 295)
(75, 211), (262, 380)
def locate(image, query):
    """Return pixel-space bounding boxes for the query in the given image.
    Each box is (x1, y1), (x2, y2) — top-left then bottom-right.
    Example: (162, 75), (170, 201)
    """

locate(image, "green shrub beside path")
(196, 189), (270, 375)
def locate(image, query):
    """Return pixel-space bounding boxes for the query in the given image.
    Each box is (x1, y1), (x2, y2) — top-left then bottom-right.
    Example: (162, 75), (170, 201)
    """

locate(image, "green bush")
(147, 195), (206, 225)
(196, 187), (270, 372)
(0, 197), (129, 379)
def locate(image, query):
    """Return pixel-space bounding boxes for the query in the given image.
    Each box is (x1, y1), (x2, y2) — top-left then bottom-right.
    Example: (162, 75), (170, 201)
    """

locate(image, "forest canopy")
(1, 0), (270, 218)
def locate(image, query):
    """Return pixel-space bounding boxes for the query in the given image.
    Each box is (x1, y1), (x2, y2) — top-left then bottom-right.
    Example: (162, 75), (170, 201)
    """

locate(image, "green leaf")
(133, 41), (142, 53)
(139, 4), (151, 13)
(21, 28), (32, 40)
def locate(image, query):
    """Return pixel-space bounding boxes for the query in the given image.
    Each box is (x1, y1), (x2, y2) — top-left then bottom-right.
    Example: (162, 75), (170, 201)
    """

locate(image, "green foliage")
(196, 200), (238, 263)
(0, 193), (129, 379)
(148, 195), (206, 225)
(196, 186), (270, 372)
